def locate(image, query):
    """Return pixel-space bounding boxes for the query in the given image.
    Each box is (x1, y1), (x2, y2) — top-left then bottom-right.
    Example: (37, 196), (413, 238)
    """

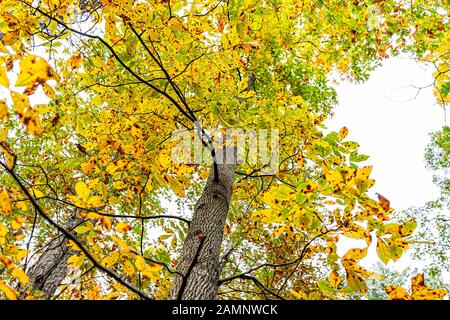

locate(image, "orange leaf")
(0, 280), (17, 300)
(411, 273), (425, 294)
(69, 54), (82, 69)
(385, 286), (410, 300)
(115, 222), (132, 233)
(339, 126), (349, 139)
(329, 271), (341, 288)
(376, 193), (390, 211)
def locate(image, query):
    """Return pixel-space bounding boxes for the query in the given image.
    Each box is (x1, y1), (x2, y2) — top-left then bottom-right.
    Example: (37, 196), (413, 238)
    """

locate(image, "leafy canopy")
(0, 0), (448, 299)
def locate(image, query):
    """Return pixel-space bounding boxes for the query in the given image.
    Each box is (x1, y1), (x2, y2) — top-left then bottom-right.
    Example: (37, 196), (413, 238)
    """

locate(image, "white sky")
(327, 56), (445, 210)
(327, 56), (448, 272)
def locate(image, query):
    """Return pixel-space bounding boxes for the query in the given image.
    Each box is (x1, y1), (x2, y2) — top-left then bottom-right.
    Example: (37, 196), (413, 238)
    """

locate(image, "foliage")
(383, 127), (450, 278)
(0, 0), (448, 300)
(361, 125), (450, 301)
(385, 273), (448, 300)
(366, 263), (450, 300)
(425, 127), (450, 207)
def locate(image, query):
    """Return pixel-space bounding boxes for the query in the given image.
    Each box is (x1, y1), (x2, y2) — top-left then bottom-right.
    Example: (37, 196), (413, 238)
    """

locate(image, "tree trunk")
(170, 148), (237, 300)
(26, 212), (82, 299)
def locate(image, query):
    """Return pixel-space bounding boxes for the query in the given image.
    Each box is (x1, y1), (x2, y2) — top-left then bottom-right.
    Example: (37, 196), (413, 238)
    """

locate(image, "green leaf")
(74, 224), (92, 234)
(376, 237), (391, 264)
(350, 152), (369, 162)
(342, 141), (360, 151)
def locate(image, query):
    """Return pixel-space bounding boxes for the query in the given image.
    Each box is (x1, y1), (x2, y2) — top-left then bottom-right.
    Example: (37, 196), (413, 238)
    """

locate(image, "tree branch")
(44, 196), (191, 224)
(219, 228), (338, 285)
(240, 275), (285, 300)
(24, 0), (221, 181)
(22, 1), (195, 123)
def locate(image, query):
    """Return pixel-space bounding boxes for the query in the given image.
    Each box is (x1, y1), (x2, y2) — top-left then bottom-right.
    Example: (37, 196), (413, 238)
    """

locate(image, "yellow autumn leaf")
(356, 166), (372, 180)
(11, 220), (21, 230)
(10, 91), (29, 115)
(251, 209), (275, 223)
(0, 128), (7, 141)
(15, 55), (52, 87)
(130, 125), (141, 138)
(15, 249), (27, 262)
(411, 273), (425, 294)
(388, 274), (449, 300)
(339, 126), (349, 139)
(134, 255), (146, 271)
(325, 169), (344, 191)
(68, 54), (82, 69)
(290, 289), (307, 299)
(342, 141), (360, 151)
(0, 100), (8, 121)
(329, 271), (341, 289)
(9, 91), (42, 135)
(122, 144), (135, 154)
(101, 292), (121, 300)
(166, 175), (185, 197)
(0, 222), (7, 236)
(101, 216), (111, 231)
(346, 272), (367, 295)
(12, 268), (29, 285)
(123, 259), (135, 276)
(74, 224), (92, 234)
(68, 254), (83, 267)
(31, 188), (43, 198)
(42, 83), (55, 99)
(0, 190), (13, 215)
(87, 285), (100, 300)
(115, 222), (132, 233)
(158, 153), (171, 170)
(111, 235), (129, 250)
(314, 114), (327, 124)
(341, 223), (367, 240)
(87, 196), (104, 208)
(142, 263), (162, 281)
(0, 144), (15, 169)
(385, 285), (410, 300)
(0, 255), (14, 269)
(1, 13), (20, 31)
(15, 200), (27, 211)
(412, 288), (448, 300)
(1, 30), (19, 46)
(112, 180), (126, 190)
(106, 163), (119, 175)
(0, 65), (9, 87)
(273, 225), (286, 237)
(102, 251), (119, 268)
(343, 247), (367, 262)
(355, 166), (372, 193)
(75, 181), (90, 202)
(66, 240), (81, 251)
(397, 220), (417, 237)
(22, 108), (42, 135)
(0, 280), (17, 300)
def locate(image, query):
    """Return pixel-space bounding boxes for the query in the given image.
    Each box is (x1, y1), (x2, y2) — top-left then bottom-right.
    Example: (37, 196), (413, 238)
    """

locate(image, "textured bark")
(27, 212), (82, 299)
(170, 148), (237, 300)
